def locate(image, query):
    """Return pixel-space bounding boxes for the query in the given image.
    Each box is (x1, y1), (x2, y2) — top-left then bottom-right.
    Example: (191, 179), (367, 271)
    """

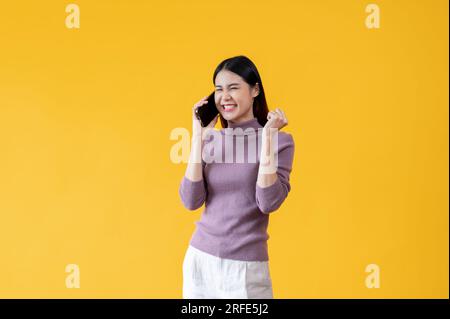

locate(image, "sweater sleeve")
(178, 140), (208, 211)
(179, 175), (207, 210)
(255, 132), (295, 214)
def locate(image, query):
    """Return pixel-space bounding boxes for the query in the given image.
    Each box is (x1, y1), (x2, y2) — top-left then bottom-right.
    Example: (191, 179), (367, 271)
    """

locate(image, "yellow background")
(0, 0), (448, 298)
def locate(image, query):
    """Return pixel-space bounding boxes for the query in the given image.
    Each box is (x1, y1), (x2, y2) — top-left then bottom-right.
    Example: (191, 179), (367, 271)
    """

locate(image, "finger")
(196, 97), (207, 104)
(194, 100), (209, 108)
(274, 109), (285, 123)
(267, 112), (277, 122)
(279, 110), (287, 123)
(196, 97), (208, 105)
(273, 112), (282, 121)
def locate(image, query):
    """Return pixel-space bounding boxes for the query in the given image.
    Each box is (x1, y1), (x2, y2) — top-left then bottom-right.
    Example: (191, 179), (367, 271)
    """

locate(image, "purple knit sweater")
(178, 117), (295, 261)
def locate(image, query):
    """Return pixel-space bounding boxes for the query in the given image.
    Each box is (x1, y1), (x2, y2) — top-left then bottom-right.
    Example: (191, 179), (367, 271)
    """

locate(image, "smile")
(222, 104), (237, 112)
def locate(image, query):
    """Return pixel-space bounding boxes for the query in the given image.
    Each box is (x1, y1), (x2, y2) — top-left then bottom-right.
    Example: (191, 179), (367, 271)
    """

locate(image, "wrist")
(262, 127), (278, 138)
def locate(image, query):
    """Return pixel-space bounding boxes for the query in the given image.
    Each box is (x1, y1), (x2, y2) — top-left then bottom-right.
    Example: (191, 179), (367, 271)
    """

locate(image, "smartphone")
(195, 92), (219, 127)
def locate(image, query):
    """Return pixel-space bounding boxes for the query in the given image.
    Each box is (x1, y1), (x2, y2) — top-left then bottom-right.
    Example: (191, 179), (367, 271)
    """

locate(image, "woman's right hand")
(192, 96), (219, 139)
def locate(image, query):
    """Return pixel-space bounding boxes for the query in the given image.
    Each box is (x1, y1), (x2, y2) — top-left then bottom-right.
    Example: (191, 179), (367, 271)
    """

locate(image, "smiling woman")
(179, 55), (295, 299)
(213, 56), (270, 128)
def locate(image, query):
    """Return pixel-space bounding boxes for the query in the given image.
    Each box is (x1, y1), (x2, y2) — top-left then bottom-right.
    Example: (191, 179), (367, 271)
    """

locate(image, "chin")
(221, 113), (237, 121)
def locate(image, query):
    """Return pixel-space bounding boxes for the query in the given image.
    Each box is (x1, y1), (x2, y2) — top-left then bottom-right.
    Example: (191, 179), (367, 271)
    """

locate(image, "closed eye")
(215, 87), (239, 91)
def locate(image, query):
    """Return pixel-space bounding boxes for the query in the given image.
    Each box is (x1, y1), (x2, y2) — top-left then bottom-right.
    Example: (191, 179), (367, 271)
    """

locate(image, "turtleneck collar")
(221, 117), (263, 136)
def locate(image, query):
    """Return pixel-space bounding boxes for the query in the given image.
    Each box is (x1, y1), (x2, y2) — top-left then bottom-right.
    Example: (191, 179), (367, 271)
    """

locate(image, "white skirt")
(182, 245), (273, 299)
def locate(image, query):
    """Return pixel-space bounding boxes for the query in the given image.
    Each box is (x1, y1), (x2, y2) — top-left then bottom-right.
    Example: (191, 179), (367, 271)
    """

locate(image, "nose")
(221, 91), (232, 103)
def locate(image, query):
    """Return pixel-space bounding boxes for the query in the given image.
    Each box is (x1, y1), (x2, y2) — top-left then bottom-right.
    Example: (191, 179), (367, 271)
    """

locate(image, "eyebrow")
(215, 83), (241, 88)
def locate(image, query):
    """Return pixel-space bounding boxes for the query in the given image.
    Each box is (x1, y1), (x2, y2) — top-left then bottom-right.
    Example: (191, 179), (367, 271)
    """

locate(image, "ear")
(252, 82), (260, 98)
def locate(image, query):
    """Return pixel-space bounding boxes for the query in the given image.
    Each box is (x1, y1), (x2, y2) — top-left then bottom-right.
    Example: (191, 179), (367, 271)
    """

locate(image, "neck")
(222, 117), (263, 136)
(228, 117), (261, 129)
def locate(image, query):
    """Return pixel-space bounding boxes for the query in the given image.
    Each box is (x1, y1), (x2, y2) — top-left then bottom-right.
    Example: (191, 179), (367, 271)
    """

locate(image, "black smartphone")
(195, 92), (219, 127)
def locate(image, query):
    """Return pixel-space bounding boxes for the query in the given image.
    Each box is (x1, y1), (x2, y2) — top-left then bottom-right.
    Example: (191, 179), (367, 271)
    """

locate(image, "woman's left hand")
(263, 108), (288, 132)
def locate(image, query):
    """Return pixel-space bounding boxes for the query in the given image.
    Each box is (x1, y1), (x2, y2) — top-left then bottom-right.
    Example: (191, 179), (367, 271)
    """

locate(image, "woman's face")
(214, 69), (259, 124)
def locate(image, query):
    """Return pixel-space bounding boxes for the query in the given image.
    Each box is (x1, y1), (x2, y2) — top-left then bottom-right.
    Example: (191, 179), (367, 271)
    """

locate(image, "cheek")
(232, 91), (244, 102)
(232, 92), (251, 107)
(214, 94), (221, 105)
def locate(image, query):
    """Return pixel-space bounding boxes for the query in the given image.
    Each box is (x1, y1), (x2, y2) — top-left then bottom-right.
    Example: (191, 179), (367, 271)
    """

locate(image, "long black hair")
(213, 55), (269, 128)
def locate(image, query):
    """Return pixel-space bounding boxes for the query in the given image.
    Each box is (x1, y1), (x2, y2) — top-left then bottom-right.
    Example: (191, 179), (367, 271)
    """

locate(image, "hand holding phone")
(194, 92), (219, 128)
(192, 93), (219, 140)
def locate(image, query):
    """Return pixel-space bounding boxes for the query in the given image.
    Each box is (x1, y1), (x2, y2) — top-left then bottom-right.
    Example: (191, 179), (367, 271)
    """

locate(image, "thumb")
(209, 114), (219, 127)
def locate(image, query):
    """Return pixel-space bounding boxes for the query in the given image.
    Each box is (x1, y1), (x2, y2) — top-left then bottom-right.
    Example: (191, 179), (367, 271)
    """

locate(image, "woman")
(179, 55), (295, 298)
